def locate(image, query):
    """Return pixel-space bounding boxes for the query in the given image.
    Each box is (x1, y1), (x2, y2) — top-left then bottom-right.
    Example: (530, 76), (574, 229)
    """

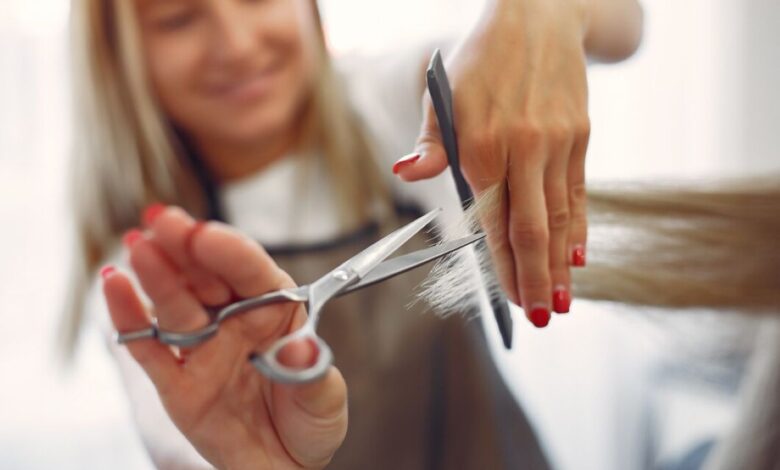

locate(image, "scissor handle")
(249, 327), (333, 384)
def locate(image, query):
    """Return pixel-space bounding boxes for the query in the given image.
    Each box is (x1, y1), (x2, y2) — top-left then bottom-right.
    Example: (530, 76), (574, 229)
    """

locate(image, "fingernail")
(142, 203), (166, 226)
(553, 286), (571, 314)
(392, 152), (420, 175)
(530, 306), (550, 328)
(100, 265), (116, 280)
(572, 244), (586, 267)
(122, 228), (144, 248)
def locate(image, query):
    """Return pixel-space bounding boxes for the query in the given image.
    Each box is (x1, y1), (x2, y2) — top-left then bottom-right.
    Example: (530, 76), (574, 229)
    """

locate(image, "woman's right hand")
(102, 206), (348, 470)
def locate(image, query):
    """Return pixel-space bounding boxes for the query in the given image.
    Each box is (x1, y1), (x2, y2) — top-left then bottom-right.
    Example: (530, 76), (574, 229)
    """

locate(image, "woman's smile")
(209, 59), (285, 104)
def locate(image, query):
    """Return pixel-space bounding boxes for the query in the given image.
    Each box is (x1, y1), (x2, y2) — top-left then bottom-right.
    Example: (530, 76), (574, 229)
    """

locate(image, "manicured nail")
(142, 203), (166, 226)
(122, 228), (144, 248)
(100, 265), (116, 280)
(392, 153), (420, 175)
(529, 306), (550, 328)
(553, 286), (571, 314)
(572, 244), (586, 267)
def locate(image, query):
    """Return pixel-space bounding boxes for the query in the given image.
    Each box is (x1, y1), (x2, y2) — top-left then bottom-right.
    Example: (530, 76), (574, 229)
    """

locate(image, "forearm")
(583, 0), (644, 62)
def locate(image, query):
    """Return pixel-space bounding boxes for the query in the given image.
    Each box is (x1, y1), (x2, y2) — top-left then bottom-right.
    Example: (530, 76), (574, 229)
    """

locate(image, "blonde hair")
(60, 0), (386, 356)
(422, 177), (780, 314)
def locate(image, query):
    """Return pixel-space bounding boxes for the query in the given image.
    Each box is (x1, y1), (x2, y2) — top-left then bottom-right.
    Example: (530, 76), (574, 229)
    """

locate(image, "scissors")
(426, 49), (514, 349)
(117, 208), (486, 384)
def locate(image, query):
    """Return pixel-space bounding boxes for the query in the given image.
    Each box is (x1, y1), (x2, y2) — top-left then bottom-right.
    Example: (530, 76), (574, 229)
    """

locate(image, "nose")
(209, 2), (255, 67)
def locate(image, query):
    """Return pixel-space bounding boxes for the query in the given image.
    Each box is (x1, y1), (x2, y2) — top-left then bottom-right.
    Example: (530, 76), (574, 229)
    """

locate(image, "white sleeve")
(86, 249), (213, 470)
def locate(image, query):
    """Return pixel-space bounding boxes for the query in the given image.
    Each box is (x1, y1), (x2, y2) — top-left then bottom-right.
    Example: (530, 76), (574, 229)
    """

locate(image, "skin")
(105, 208), (347, 469)
(398, 0), (642, 324)
(137, 0), (320, 181)
(106, 0), (642, 465)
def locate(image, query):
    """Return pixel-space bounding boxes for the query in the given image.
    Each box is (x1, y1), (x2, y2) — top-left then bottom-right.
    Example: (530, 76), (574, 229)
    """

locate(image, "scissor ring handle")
(157, 322), (220, 348)
(249, 329), (333, 384)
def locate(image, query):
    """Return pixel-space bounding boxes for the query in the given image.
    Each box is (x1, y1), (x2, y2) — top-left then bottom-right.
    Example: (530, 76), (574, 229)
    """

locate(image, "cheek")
(145, 36), (204, 128)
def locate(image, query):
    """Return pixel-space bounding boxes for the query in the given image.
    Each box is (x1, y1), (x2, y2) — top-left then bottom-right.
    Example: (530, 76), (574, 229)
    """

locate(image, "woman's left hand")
(395, 0), (592, 327)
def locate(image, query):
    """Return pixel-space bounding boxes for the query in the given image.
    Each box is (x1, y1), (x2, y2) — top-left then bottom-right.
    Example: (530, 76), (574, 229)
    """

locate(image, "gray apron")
(268, 209), (550, 470)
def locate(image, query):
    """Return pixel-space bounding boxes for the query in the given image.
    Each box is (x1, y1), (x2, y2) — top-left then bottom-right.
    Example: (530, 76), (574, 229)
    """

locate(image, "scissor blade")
(340, 208), (442, 278)
(338, 232), (486, 295)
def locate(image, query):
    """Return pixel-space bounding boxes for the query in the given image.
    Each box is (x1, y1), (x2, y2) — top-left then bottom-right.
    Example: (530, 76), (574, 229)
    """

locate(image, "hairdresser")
(66, 0), (643, 468)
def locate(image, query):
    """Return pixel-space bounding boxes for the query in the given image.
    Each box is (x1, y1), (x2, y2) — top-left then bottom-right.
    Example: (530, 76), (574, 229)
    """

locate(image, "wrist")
(486, 0), (592, 44)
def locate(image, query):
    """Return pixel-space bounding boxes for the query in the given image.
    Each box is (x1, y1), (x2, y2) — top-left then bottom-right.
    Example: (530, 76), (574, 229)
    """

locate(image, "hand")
(397, 0), (592, 327)
(103, 206), (347, 469)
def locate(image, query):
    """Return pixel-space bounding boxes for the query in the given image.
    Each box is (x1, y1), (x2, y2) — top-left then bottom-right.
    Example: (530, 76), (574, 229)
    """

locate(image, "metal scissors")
(426, 49), (514, 349)
(117, 208), (485, 384)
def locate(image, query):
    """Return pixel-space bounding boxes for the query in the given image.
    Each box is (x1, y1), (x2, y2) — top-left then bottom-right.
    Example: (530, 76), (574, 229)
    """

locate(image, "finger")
(143, 205), (232, 306)
(568, 123), (590, 267)
(507, 150), (552, 328)
(474, 183), (520, 305)
(277, 338), (319, 369)
(102, 266), (183, 394)
(189, 221), (292, 299)
(273, 367), (348, 469)
(395, 98), (448, 181)
(128, 234), (211, 334)
(545, 140), (574, 314)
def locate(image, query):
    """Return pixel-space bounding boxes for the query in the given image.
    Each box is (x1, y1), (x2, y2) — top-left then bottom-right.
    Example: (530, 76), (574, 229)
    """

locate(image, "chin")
(214, 99), (298, 147)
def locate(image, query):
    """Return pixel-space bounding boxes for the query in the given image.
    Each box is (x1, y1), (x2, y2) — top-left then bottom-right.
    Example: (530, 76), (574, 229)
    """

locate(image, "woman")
(62, 0), (644, 467)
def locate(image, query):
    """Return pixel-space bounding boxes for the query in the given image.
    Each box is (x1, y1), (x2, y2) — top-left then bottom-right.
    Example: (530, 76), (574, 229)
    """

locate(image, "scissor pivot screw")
(332, 269), (351, 281)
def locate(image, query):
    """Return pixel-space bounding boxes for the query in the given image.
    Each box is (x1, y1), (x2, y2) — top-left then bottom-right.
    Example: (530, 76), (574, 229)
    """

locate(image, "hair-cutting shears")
(117, 208), (484, 383)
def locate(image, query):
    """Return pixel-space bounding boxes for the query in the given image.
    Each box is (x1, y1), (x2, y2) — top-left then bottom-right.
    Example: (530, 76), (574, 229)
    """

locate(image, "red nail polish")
(553, 288), (571, 314)
(392, 153), (420, 175)
(100, 265), (116, 280)
(530, 307), (550, 328)
(572, 245), (586, 267)
(142, 203), (166, 226)
(185, 221), (208, 255)
(122, 228), (143, 248)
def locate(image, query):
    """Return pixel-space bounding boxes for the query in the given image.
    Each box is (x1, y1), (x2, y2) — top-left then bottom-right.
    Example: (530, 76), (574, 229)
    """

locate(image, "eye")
(151, 7), (201, 32)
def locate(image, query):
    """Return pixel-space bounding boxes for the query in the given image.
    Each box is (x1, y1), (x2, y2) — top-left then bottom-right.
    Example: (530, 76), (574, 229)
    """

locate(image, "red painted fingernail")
(553, 287), (571, 314)
(185, 221), (208, 253)
(142, 203), (166, 226)
(392, 153), (420, 175)
(122, 228), (143, 248)
(530, 307), (550, 328)
(100, 265), (116, 280)
(572, 244), (586, 267)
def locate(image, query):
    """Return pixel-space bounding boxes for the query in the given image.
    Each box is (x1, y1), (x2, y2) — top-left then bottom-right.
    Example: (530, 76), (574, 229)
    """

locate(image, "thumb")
(393, 98), (449, 181)
(272, 360), (348, 468)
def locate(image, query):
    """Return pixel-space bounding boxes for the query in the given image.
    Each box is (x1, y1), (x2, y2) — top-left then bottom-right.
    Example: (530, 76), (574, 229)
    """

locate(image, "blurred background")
(0, 0), (777, 468)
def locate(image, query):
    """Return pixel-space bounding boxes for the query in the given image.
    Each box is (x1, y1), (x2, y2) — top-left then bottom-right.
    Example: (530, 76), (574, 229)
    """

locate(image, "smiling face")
(134, 0), (321, 149)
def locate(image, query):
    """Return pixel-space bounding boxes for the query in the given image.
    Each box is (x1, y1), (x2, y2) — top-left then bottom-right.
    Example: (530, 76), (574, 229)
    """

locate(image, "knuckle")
(509, 221), (548, 250)
(548, 208), (571, 230)
(576, 118), (591, 140)
(546, 121), (571, 144)
(512, 122), (544, 150)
